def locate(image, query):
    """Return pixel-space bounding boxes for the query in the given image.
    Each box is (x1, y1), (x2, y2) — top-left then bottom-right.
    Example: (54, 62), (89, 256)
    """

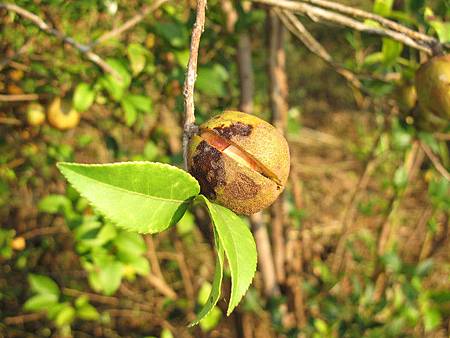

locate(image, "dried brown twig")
(252, 0), (439, 55)
(420, 142), (450, 181)
(182, 0), (207, 169)
(301, 0), (437, 45)
(0, 93), (40, 102)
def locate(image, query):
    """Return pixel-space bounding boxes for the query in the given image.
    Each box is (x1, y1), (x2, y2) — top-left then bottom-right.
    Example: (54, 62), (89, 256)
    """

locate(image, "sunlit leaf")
(198, 196), (257, 315)
(73, 83), (95, 112)
(57, 162), (200, 233)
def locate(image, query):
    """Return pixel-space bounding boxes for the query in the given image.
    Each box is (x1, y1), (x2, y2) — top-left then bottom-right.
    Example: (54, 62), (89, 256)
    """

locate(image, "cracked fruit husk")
(415, 55), (450, 131)
(187, 110), (290, 215)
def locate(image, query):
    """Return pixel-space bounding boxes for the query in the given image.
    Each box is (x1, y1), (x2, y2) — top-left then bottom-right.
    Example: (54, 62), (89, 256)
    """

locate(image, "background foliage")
(0, 0), (449, 337)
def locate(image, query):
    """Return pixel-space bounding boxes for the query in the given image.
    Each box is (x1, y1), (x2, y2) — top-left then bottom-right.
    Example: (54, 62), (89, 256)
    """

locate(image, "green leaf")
(76, 302), (100, 321)
(160, 328), (174, 338)
(190, 235), (224, 326)
(28, 274), (60, 296)
(127, 94), (152, 113)
(424, 308), (442, 331)
(154, 22), (188, 48)
(394, 167), (408, 191)
(73, 83), (95, 112)
(121, 96), (138, 126)
(382, 38), (403, 65)
(425, 7), (450, 44)
(99, 58), (131, 101)
(199, 307), (222, 332)
(47, 302), (69, 320)
(23, 294), (58, 311)
(113, 231), (146, 256)
(38, 194), (72, 215)
(57, 162), (200, 234)
(176, 210), (195, 236)
(99, 261), (123, 296)
(429, 21), (450, 44)
(55, 305), (76, 327)
(125, 255), (150, 276)
(196, 65), (229, 97)
(127, 43), (148, 75)
(198, 196), (257, 315)
(373, 0), (394, 16)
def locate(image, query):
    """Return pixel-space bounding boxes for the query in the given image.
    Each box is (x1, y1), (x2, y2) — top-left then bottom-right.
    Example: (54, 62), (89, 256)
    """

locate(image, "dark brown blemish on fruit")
(225, 173), (259, 200)
(191, 140), (226, 199)
(213, 122), (253, 140)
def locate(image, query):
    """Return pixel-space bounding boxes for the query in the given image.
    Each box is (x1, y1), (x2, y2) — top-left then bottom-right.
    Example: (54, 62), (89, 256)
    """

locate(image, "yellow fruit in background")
(11, 237), (26, 251)
(187, 111), (290, 215)
(47, 97), (80, 130)
(26, 102), (46, 126)
(415, 55), (450, 130)
(396, 83), (417, 113)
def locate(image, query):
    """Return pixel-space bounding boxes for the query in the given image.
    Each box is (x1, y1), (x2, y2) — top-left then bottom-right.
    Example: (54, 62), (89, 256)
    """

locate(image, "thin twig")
(20, 225), (67, 240)
(4, 313), (44, 325)
(420, 141), (450, 181)
(0, 117), (22, 125)
(252, 0), (435, 54)
(0, 93), (40, 102)
(182, 0), (207, 168)
(301, 0), (438, 47)
(147, 273), (177, 300)
(62, 287), (120, 306)
(0, 3), (120, 78)
(89, 0), (169, 48)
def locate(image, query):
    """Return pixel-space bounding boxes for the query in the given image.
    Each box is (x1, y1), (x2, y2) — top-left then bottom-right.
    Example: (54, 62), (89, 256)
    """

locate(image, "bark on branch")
(252, 0), (441, 55)
(182, 0), (207, 168)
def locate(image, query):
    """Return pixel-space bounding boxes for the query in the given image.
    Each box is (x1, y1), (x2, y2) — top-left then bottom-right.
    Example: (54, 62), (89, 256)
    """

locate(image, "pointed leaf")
(99, 261), (123, 296)
(57, 162), (200, 234)
(190, 231), (224, 326)
(23, 294), (58, 311)
(28, 274), (60, 296)
(198, 196), (257, 315)
(73, 83), (95, 112)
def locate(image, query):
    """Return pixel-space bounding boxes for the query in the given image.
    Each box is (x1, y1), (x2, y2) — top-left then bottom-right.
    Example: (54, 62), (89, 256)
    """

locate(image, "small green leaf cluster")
(0, 228), (16, 259)
(296, 253), (446, 337)
(23, 274), (99, 336)
(39, 193), (150, 296)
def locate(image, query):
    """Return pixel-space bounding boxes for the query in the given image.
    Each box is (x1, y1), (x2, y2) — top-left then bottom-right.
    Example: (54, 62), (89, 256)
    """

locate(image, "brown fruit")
(47, 97), (80, 130)
(415, 55), (450, 130)
(26, 103), (45, 126)
(187, 110), (290, 215)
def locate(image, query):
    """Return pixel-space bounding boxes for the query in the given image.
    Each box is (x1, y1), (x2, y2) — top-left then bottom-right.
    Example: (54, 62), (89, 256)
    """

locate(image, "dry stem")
(182, 0), (207, 169)
(253, 0), (437, 55)
(420, 141), (450, 181)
